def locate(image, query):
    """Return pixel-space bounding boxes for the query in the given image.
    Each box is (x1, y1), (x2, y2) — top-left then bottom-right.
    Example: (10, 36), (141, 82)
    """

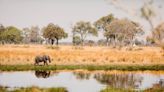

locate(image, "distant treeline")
(0, 14), (163, 46)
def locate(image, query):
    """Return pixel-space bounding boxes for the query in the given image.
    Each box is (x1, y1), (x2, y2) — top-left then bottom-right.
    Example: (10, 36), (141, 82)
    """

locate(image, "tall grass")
(0, 45), (164, 65)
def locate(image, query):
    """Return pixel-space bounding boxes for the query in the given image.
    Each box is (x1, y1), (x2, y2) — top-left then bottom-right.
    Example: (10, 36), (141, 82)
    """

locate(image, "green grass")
(100, 87), (135, 92)
(0, 64), (164, 71)
(144, 88), (164, 92)
(100, 87), (164, 92)
(0, 86), (67, 92)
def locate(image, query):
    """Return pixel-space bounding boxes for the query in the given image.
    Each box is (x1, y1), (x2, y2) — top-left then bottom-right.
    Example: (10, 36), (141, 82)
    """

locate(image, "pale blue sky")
(0, 0), (164, 42)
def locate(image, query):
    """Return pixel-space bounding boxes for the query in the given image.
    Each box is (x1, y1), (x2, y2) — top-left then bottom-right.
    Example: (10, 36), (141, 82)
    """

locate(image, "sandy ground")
(0, 44), (164, 65)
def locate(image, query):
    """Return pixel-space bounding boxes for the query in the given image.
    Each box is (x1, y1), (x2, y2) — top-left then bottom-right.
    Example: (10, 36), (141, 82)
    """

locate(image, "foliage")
(141, 0), (156, 30)
(43, 23), (67, 45)
(151, 22), (164, 43)
(22, 26), (43, 44)
(0, 26), (23, 44)
(94, 14), (115, 45)
(107, 0), (158, 31)
(0, 24), (6, 43)
(72, 21), (97, 45)
(105, 19), (143, 46)
(94, 14), (115, 32)
(72, 35), (81, 45)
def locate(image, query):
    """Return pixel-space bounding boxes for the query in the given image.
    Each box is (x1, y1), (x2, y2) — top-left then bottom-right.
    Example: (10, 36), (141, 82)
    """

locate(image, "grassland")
(0, 44), (164, 66)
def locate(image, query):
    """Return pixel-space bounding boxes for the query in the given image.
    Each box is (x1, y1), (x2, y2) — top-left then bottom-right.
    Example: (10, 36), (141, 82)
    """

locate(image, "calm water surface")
(0, 70), (164, 92)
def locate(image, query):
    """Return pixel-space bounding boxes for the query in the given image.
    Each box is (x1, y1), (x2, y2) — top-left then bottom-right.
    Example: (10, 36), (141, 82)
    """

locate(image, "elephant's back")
(35, 55), (42, 61)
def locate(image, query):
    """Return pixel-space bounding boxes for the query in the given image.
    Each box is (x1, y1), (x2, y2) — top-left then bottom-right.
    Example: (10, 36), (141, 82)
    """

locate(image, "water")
(0, 70), (164, 92)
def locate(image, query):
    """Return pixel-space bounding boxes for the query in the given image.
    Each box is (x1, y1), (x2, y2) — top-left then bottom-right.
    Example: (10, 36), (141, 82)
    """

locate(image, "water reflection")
(35, 70), (51, 78)
(0, 71), (164, 92)
(73, 72), (91, 80)
(151, 79), (164, 89)
(94, 73), (143, 89)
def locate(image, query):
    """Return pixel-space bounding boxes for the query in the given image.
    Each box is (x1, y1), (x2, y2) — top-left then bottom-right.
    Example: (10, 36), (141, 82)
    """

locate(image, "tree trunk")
(106, 37), (109, 46)
(56, 38), (59, 45)
(81, 39), (84, 46)
(51, 39), (54, 45)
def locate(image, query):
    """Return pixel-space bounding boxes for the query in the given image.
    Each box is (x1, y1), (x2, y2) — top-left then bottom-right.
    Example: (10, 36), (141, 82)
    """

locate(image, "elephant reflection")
(35, 70), (51, 78)
(94, 73), (143, 89)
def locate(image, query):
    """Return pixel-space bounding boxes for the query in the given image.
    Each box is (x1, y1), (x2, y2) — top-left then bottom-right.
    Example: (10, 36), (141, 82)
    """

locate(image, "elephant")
(34, 55), (51, 65)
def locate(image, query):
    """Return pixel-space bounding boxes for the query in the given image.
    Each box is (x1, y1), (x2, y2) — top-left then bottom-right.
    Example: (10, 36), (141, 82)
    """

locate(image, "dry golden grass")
(0, 44), (164, 65)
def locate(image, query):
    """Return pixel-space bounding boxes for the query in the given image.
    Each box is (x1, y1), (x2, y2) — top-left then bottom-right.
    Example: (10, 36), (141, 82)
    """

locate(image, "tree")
(141, 0), (156, 30)
(107, 0), (161, 31)
(94, 14), (115, 45)
(29, 26), (43, 43)
(22, 27), (31, 44)
(2, 26), (23, 44)
(22, 26), (43, 44)
(0, 24), (6, 43)
(72, 21), (97, 45)
(105, 19), (143, 46)
(73, 36), (81, 45)
(43, 23), (67, 45)
(94, 14), (115, 31)
(149, 22), (164, 44)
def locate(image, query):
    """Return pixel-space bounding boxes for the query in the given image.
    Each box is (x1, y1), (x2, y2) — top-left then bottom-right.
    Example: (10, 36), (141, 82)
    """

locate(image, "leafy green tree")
(2, 26), (23, 44)
(94, 14), (114, 31)
(73, 36), (81, 45)
(43, 23), (67, 45)
(72, 21), (97, 45)
(94, 14), (115, 45)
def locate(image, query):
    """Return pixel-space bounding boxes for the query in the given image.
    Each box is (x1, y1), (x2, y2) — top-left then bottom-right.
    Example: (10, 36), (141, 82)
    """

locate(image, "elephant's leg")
(46, 61), (48, 65)
(44, 61), (48, 66)
(44, 61), (46, 65)
(34, 61), (38, 66)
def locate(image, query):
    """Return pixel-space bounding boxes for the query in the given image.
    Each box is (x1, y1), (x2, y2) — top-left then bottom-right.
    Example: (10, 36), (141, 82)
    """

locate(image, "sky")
(0, 0), (164, 42)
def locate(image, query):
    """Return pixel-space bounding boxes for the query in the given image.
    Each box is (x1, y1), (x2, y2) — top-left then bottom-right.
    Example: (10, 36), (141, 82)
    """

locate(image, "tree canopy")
(43, 23), (67, 45)
(0, 26), (23, 44)
(148, 22), (164, 45)
(72, 21), (97, 45)
(94, 14), (115, 45)
(105, 19), (143, 46)
(94, 14), (115, 32)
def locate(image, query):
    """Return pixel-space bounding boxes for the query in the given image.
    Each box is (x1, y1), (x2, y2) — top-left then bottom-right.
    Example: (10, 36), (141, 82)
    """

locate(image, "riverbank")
(100, 87), (164, 92)
(0, 44), (164, 65)
(0, 86), (67, 92)
(0, 64), (164, 71)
